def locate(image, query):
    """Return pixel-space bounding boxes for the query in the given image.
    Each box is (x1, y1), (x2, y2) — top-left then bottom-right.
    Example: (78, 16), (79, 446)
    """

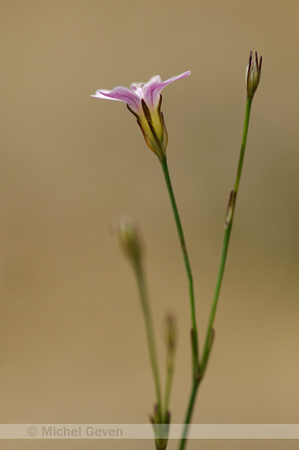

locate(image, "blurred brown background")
(0, 1), (299, 449)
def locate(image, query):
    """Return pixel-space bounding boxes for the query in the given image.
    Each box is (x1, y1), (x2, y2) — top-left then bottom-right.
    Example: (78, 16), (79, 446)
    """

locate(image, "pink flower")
(92, 71), (191, 159)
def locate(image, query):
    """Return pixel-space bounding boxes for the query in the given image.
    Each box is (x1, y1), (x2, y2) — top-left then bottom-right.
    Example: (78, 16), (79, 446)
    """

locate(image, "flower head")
(92, 71), (190, 160)
(246, 51), (262, 99)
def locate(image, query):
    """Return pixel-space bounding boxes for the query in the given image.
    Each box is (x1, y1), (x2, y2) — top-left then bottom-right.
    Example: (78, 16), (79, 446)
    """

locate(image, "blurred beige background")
(0, 1), (299, 449)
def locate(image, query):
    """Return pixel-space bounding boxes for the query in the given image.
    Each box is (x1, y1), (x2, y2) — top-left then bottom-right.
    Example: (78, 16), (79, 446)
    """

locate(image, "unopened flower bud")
(112, 216), (144, 266)
(163, 312), (178, 354)
(246, 50), (262, 99)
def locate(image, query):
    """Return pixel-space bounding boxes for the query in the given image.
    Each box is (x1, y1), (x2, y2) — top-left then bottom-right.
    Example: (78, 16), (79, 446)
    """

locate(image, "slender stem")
(160, 157), (199, 373)
(234, 98), (253, 192)
(201, 96), (252, 373)
(179, 96), (254, 449)
(178, 380), (200, 450)
(164, 347), (175, 416)
(201, 215), (233, 372)
(134, 261), (163, 418)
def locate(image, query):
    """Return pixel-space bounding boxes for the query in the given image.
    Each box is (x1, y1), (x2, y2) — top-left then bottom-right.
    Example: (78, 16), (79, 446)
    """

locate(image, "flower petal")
(91, 86), (141, 112)
(143, 71), (191, 108)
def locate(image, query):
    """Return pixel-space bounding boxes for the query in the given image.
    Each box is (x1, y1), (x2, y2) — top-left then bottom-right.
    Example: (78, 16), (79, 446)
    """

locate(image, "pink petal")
(143, 71), (191, 108)
(91, 86), (141, 112)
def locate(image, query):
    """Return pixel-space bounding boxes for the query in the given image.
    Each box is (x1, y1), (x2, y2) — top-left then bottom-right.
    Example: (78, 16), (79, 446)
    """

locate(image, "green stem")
(178, 380), (200, 450)
(134, 262), (163, 418)
(164, 348), (175, 416)
(201, 96), (252, 373)
(179, 96), (253, 449)
(201, 211), (233, 373)
(234, 98), (253, 192)
(160, 157), (199, 374)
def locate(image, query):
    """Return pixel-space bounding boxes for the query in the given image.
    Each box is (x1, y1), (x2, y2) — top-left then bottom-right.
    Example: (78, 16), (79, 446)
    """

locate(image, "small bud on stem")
(163, 312), (178, 354)
(246, 50), (262, 99)
(112, 216), (144, 267)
